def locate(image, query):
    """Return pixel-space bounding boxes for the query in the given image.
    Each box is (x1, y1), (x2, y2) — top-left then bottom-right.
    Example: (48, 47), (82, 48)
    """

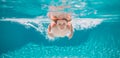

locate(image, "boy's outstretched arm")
(68, 23), (73, 39)
(47, 24), (54, 38)
(48, 24), (51, 33)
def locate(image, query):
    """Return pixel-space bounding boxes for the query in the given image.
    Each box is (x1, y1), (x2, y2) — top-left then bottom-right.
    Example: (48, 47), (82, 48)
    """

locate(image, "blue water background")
(0, 0), (120, 58)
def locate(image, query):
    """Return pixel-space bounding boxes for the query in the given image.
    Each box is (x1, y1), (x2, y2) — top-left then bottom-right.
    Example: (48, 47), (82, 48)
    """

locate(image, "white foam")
(72, 18), (103, 30)
(1, 18), (104, 33)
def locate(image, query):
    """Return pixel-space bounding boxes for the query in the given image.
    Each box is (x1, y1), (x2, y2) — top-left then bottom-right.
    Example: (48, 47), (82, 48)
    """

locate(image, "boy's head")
(56, 18), (68, 30)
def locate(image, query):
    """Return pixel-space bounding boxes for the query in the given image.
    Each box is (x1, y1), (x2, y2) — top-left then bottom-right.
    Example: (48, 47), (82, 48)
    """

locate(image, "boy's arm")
(48, 24), (51, 33)
(47, 24), (54, 38)
(68, 23), (73, 39)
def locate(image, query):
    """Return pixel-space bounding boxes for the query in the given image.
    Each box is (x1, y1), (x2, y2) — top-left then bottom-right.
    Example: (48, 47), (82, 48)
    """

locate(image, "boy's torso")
(51, 26), (70, 37)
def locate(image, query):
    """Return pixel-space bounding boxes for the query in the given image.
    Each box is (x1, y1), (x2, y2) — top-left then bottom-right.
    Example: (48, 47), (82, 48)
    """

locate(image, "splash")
(72, 18), (103, 30)
(1, 18), (104, 33)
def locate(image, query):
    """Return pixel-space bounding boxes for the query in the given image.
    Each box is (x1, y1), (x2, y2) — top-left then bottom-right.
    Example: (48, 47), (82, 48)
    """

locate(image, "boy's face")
(57, 20), (67, 30)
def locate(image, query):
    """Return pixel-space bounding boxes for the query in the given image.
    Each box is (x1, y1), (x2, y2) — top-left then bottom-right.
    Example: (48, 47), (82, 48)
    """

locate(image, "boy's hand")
(48, 32), (54, 38)
(68, 23), (73, 39)
(68, 33), (73, 39)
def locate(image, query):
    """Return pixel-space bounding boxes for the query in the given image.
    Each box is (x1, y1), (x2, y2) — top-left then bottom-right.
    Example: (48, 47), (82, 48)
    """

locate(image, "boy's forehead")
(57, 20), (67, 23)
(57, 20), (67, 22)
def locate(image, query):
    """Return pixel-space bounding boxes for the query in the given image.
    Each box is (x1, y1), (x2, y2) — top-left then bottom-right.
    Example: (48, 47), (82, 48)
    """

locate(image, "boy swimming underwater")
(47, 6), (73, 39)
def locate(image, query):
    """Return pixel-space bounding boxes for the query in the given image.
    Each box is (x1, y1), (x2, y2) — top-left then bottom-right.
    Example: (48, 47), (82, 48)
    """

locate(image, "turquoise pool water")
(0, 0), (120, 58)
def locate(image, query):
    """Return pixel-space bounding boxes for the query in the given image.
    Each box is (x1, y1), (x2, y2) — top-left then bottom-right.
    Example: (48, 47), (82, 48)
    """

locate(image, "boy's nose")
(61, 24), (64, 26)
